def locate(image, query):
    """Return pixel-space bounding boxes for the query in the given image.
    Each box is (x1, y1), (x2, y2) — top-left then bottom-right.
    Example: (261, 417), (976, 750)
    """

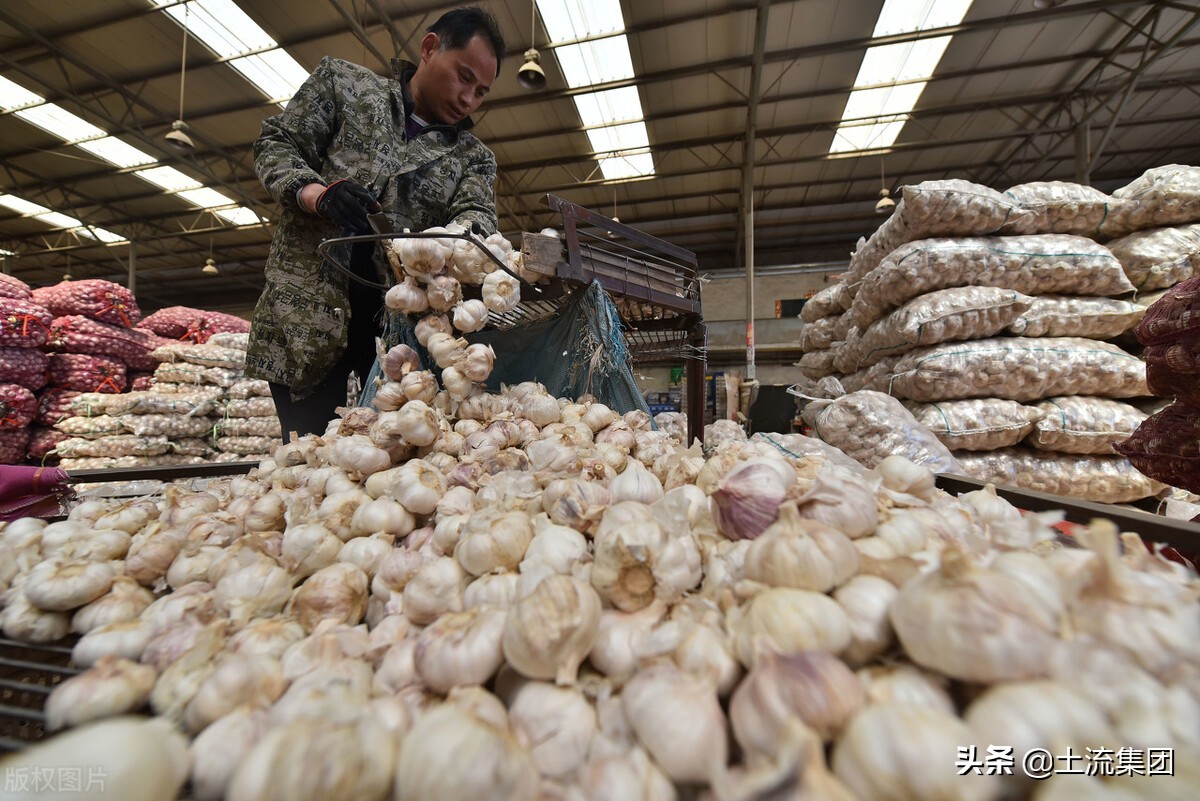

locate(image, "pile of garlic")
(1, 376), (1199, 801)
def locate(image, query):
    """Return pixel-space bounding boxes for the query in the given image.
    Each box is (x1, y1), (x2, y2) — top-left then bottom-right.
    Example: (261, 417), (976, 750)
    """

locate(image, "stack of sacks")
(0, 274), (49, 464)
(140, 306), (250, 344)
(793, 170), (1200, 503)
(1116, 277), (1200, 500)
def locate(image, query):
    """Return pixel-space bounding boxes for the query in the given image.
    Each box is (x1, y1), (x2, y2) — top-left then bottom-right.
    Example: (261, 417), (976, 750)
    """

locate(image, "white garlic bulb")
(729, 587), (852, 668)
(24, 558), (115, 611)
(743, 503), (860, 593)
(399, 370), (439, 404)
(507, 681), (597, 778)
(393, 399), (440, 446)
(71, 576), (154, 634)
(72, 620), (154, 667)
(189, 706), (270, 801)
(281, 522), (342, 579)
(412, 606), (506, 693)
(184, 654), (287, 734)
(385, 277), (430, 314)
(503, 573), (601, 685)
(426, 274), (463, 312)
(403, 556), (468, 625)
(455, 509), (534, 576)
(44, 655), (156, 731)
(227, 619), (307, 660)
(590, 519), (669, 612)
(463, 343), (496, 382)
(463, 572), (520, 610)
(710, 457), (796, 540)
(856, 663), (957, 714)
(414, 312), (452, 347)
(609, 459), (664, 505)
(833, 574), (898, 666)
(452, 298), (489, 332)
(482, 270), (520, 313)
(521, 515), (589, 576)
(622, 661), (728, 785)
(287, 563), (369, 632)
(350, 496), (415, 539)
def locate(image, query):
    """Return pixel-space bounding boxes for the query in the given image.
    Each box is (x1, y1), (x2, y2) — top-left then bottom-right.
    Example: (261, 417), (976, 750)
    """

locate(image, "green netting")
(359, 280), (651, 417)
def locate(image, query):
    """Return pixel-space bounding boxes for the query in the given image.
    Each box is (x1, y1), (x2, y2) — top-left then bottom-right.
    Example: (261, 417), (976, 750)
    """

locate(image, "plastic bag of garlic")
(5, 374), (1200, 801)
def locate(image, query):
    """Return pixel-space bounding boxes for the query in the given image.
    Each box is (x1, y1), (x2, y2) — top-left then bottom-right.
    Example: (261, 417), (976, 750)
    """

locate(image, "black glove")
(315, 179), (382, 233)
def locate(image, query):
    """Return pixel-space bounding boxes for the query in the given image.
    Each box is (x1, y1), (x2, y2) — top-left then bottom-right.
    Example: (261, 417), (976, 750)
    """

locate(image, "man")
(248, 7), (504, 437)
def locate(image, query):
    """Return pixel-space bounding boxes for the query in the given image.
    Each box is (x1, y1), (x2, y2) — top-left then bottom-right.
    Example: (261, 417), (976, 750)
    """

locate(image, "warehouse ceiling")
(1, 0), (1198, 314)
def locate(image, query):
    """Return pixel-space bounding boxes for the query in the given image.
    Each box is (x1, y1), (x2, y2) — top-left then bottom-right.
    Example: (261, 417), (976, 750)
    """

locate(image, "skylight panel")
(77, 137), (157, 168)
(587, 122), (649, 154)
(33, 211), (84, 229)
(0, 195), (50, 216)
(0, 249), (15, 256)
(14, 105), (105, 143)
(177, 187), (236, 208)
(574, 87), (644, 127)
(841, 84), (926, 122)
(0, 76), (43, 111)
(153, 0), (275, 57)
(228, 51), (309, 106)
(73, 226), (127, 244)
(855, 38), (953, 86)
(536, 0), (624, 42)
(873, 0), (973, 36)
(830, 121), (906, 154)
(599, 152), (654, 181)
(554, 40), (635, 88)
(134, 166), (203, 192)
(215, 207), (264, 226)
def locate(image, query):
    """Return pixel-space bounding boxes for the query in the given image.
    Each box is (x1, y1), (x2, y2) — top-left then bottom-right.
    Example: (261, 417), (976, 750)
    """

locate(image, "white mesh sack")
(889, 337), (1148, 403)
(1002, 181), (1114, 237)
(227, 378), (272, 399)
(1005, 295), (1145, 339)
(953, 447), (1163, 503)
(799, 283), (848, 322)
(798, 315), (840, 352)
(169, 437), (216, 457)
(1028, 396), (1149, 455)
(215, 416), (282, 438)
(223, 397), (278, 418)
(55, 414), (125, 438)
(102, 390), (219, 418)
(150, 343), (246, 370)
(835, 286), (1032, 373)
(216, 435), (276, 455)
(120, 413), (217, 439)
(67, 393), (114, 417)
(905, 398), (1046, 452)
(1104, 223), (1200, 291)
(59, 454), (206, 470)
(54, 434), (171, 458)
(1101, 164), (1200, 239)
(205, 332), (250, 351)
(799, 380), (959, 471)
(848, 234), (1134, 330)
(839, 354), (904, 394)
(797, 348), (838, 380)
(153, 363), (241, 388)
(214, 452), (271, 463)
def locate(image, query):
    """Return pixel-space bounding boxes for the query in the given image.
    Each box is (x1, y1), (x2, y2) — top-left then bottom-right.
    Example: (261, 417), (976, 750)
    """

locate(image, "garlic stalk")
(44, 655), (156, 731)
(502, 573), (601, 685)
(412, 606), (506, 693)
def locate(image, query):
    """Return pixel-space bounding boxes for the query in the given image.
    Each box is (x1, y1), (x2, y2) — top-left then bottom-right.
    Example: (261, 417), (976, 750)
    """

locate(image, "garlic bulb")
(463, 343), (496, 382)
(72, 620), (154, 666)
(57, 528), (131, 562)
(609, 459), (664, 505)
(621, 661), (728, 785)
(507, 681), (597, 778)
(350, 496), (415, 539)
(482, 270), (520, 313)
(215, 556), (293, 626)
(338, 535), (393, 577)
(441, 364), (480, 400)
(426, 331), (468, 369)
(729, 587), (852, 668)
(369, 459), (445, 515)
(385, 277), (429, 314)
(572, 747), (675, 801)
(833, 704), (999, 801)
(793, 465), (880, 539)
(452, 298), (489, 332)
(890, 545), (1064, 682)
(281, 522), (342, 578)
(856, 663), (957, 714)
(588, 599), (665, 681)
(184, 654), (287, 734)
(228, 618), (307, 660)
(394, 694), (538, 801)
(455, 509), (534, 576)
(399, 370), (439, 404)
(503, 573), (601, 685)
(371, 380), (408, 411)
(381, 343), (421, 380)
(403, 556), (468, 625)
(413, 606), (506, 692)
(710, 457), (796, 540)
(522, 515), (589, 576)
(832, 574), (898, 666)
(393, 399), (440, 446)
(189, 706), (270, 801)
(399, 235), (448, 277)
(24, 558), (115, 611)
(149, 621), (226, 725)
(543, 478), (610, 532)
(227, 716), (395, 801)
(590, 519), (667, 612)
(288, 563), (369, 632)
(743, 503), (859, 593)
(519, 393), (561, 427)
(71, 576), (154, 634)
(44, 655), (156, 731)
(0, 716), (189, 801)
(875, 454), (938, 501)
(124, 524), (186, 586)
(327, 435), (391, 481)
(426, 274), (463, 312)
(372, 637), (419, 695)
(463, 572), (520, 610)
(731, 648), (863, 758)
(414, 312), (452, 346)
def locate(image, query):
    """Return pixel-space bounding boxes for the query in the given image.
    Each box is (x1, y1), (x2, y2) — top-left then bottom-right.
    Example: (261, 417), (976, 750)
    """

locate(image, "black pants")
(270, 244), (383, 439)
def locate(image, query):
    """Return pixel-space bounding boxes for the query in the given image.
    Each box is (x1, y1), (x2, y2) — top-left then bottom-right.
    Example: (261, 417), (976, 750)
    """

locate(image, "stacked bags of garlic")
(3, 362), (1198, 800)
(794, 171), (1200, 503)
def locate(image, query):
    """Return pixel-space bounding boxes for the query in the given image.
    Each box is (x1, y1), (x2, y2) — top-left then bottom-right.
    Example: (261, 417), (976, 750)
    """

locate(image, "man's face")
(413, 32), (497, 126)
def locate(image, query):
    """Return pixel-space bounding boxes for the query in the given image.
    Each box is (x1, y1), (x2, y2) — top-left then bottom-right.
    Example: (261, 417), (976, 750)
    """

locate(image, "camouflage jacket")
(246, 56), (498, 396)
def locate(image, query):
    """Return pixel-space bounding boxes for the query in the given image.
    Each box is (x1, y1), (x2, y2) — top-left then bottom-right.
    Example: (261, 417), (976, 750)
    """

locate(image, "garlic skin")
(731, 649), (863, 758)
(452, 298), (489, 332)
(287, 563), (370, 632)
(189, 706), (271, 801)
(455, 509), (535, 576)
(372, 637), (419, 696)
(833, 703), (998, 801)
(743, 503), (859, 593)
(890, 545), (1064, 682)
(833, 574), (899, 666)
(710, 457), (796, 540)
(44, 655), (157, 731)
(856, 663), (957, 714)
(394, 694), (538, 801)
(503, 573), (601, 685)
(507, 681), (597, 778)
(729, 587), (852, 668)
(622, 661), (729, 785)
(227, 716), (396, 801)
(413, 607), (506, 693)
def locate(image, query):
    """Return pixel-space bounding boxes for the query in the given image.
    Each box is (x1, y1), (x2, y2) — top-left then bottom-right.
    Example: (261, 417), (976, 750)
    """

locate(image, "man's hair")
(429, 7), (506, 77)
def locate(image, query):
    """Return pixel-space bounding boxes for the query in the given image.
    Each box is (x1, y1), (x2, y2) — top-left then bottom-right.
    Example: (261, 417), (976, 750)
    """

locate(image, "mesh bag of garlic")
(798, 314), (840, 352)
(53, 434), (171, 458)
(1104, 222), (1200, 291)
(1005, 295), (1145, 339)
(215, 435), (276, 455)
(101, 390), (220, 418)
(151, 342), (247, 371)
(798, 282), (847, 322)
(799, 383), (960, 472)
(1028, 396), (1149, 455)
(848, 234), (1135, 330)
(954, 447), (1163, 502)
(215, 416), (283, 438)
(227, 378), (272, 399)
(153, 362), (242, 388)
(222, 397), (278, 419)
(889, 337), (1148, 403)
(838, 353), (905, 393)
(168, 437), (215, 457)
(57, 453), (207, 470)
(205, 331), (250, 351)
(905, 398), (1047, 452)
(1100, 163), (1200, 238)
(798, 347), (838, 380)
(119, 413), (217, 439)
(1000, 180), (1114, 236)
(54, 414), (126, 438)
(1115, 401), (1200, 493)
(834, 286), (1032, 374)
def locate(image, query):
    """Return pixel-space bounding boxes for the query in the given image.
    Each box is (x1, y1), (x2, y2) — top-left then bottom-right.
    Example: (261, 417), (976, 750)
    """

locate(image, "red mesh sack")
(46, 315), (172, 371)
(0, 347), (48, 391)
(46, 353), (127, 394)
(0, 428), (30, 464)
(186, 311), (250, 343)
(0, 274), (32, 301)
(141, 306), (250, 343)
(35, 388), (82, 427)
(129, 372), (155, 392)
(1145, 360), (1200, 406)
(0, 298), (52, 348)
(1115, 402), (1200, 493)
(31, 279), (141, 328)
(26, 426), (65, 462)
(0, 384), (37, 429)
(1135, 275), (1200, 346)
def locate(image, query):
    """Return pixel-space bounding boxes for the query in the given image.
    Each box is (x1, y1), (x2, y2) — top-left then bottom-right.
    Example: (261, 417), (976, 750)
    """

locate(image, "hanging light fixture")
(165, 2), (196, 153)
(875, 158), (895, 214)
(517, 1), (546, 90)
(607, 186), (620, 238)
(201, 238), (218, 275)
